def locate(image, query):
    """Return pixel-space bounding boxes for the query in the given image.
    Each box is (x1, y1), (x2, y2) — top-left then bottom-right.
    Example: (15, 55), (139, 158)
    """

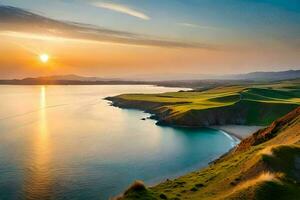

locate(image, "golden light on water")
(39, 86), (47, 136)
(23, 86), (52, 199)
(39, 54), (49, 63)
(40, 86), (46, 110)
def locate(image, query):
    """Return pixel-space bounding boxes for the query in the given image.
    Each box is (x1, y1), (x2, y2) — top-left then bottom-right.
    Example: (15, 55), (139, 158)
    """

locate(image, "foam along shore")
(218, 129), (240, 148)
(211, 125), (264, 140)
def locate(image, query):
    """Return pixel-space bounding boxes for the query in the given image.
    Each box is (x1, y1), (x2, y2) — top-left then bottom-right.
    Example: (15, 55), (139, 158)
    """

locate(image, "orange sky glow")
(0, 2), (299, 79)
(1, 31), (299, 79)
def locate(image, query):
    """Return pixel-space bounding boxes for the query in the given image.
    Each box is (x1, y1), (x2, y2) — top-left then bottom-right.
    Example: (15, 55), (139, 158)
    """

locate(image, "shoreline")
(210, 127), (243, 140)
(213, 127), (243, 140)
(211, 125), (264, 140)
(106, 97), (264, 140)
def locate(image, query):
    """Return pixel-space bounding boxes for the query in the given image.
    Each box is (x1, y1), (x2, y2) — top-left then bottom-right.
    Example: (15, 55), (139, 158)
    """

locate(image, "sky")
(0, 0), (299, 79)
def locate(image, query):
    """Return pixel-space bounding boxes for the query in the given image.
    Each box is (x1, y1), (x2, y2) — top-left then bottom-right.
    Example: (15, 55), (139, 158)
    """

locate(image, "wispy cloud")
(0, 6), (215, 50)
(178, 22), (217, 30)
(91, 2), (150, 20)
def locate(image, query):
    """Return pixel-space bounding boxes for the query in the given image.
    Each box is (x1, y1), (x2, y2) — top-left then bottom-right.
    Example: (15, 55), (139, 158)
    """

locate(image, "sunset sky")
(0, 0), (299, 79)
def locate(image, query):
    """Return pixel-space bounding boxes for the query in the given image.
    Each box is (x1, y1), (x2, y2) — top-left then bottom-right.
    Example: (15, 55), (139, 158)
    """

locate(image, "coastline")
(106, 96), (273, 199)
(106, 96), (264, 141)
(107, 97), (263, 141)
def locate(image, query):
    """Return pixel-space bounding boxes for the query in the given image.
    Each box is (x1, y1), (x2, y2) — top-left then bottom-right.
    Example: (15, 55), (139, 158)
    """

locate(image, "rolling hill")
(107, 80), (300, 127)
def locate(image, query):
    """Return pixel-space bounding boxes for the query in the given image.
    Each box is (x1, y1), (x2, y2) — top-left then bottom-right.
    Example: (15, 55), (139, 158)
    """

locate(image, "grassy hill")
(107, 80), (300, 126)
(115, 106), (300, 200)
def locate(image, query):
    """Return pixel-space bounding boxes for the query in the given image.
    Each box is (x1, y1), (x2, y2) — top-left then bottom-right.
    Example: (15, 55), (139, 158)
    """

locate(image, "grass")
(113, 80), (300, 126)
(119, 85), (244, 113)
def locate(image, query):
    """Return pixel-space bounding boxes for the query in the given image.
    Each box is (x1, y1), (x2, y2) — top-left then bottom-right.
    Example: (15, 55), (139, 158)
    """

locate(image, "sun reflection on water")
(39, 86), (47, 136)
(23, 86), (53, 199)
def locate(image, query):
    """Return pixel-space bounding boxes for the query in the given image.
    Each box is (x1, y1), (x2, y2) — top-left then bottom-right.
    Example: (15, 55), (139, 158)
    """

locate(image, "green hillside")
(108, 80), (300, 126)
(115, 106), (300, 200)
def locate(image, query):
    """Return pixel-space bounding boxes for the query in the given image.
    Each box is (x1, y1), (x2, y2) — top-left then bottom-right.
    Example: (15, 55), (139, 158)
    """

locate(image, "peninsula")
(107, 79), (300, 128)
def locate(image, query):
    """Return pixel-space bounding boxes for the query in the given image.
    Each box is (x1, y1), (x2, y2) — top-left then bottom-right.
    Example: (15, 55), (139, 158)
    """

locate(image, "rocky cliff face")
(236, 106), (300, 152)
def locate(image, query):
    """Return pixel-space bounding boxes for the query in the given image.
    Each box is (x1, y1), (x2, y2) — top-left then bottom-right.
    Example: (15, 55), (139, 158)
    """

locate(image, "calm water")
(0, 85), (237, 200)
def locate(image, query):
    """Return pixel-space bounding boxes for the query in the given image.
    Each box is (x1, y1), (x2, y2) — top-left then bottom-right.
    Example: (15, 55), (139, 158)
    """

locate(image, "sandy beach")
(212, 125), (264, 140)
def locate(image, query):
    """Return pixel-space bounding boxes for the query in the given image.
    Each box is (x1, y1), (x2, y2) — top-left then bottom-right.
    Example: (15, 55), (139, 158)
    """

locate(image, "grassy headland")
(106, 79), (300, 127)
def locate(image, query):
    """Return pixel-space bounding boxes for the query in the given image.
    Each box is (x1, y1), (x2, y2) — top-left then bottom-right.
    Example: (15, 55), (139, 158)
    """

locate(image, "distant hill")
(21, 74), (120, 82)
(0, 75), (147, 86)
(227, 70), (300, 81)
(118, 70), (300, 81)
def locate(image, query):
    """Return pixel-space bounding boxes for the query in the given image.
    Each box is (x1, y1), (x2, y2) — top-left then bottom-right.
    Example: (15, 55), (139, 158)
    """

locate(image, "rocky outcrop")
(236, 106), (300, 152)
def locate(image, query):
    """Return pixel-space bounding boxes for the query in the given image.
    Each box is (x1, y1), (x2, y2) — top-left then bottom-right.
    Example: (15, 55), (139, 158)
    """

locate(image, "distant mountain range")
(0, 70), (299, 85)
(128, 69), (300, 81)
(21, 75), (121, 82)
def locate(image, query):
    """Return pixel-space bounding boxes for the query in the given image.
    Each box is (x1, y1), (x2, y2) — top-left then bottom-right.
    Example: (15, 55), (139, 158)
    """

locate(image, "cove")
(0, 85), (237, 200)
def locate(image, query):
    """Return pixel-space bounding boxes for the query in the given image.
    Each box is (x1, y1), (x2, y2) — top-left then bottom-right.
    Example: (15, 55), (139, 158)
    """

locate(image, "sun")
(39, 54), (49, 63)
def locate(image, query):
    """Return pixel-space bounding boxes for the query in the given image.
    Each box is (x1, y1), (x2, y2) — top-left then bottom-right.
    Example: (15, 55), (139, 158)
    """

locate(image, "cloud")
(0, 5), (215, 49)
(178, 22), (217, 30)
(91, 2), (150, 20)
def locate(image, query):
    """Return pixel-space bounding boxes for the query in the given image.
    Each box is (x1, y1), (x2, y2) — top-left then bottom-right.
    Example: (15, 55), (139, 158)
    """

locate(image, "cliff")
(106, 96), (298, 127)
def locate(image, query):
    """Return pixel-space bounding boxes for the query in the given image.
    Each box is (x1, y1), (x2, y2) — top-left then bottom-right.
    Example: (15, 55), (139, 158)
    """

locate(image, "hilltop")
(107, 79), (300, 127)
